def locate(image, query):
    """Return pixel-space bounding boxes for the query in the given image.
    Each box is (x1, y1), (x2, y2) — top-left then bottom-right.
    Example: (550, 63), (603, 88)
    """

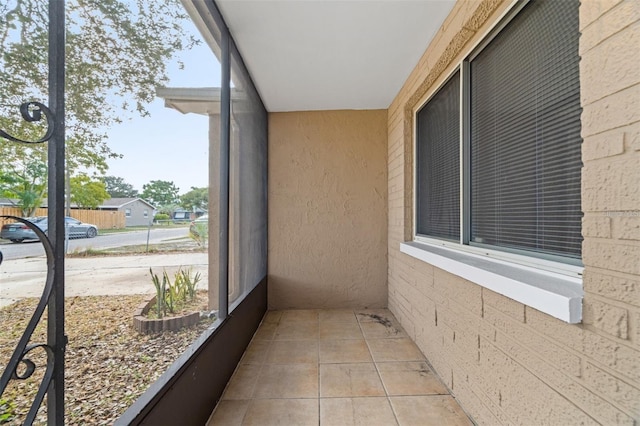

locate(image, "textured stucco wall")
(268, 110), (388, 309)
(387, 0), (640, 424)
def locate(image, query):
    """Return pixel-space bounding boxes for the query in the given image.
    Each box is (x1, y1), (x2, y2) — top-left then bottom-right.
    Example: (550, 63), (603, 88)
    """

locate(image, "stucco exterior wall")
(387, 0), (640, 424)
(268, 110), (388, 309)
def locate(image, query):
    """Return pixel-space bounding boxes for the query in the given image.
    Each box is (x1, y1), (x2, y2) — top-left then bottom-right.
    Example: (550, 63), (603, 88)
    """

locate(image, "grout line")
(358, 309), (403, 426)
(241, 315), (276, 424)
(317, 311), (321, 424)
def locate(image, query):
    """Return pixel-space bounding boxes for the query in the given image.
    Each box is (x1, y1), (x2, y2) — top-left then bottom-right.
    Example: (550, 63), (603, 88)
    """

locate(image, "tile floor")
(207, 309), (472, 426)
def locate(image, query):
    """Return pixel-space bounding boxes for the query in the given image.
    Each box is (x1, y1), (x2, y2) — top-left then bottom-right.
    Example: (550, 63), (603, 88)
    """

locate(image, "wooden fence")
(0, 207), (126, 230)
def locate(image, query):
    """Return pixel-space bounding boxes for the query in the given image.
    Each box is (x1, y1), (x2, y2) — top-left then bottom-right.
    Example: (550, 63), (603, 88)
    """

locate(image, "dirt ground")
(0, 253), (209, 308)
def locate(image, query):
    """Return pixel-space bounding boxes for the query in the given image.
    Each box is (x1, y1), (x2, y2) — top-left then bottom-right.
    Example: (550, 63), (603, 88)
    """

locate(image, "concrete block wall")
(387, 0), (640, 424)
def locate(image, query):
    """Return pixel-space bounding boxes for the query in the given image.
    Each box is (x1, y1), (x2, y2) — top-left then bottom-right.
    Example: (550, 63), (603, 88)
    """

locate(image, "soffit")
(214, 0), (455, 112)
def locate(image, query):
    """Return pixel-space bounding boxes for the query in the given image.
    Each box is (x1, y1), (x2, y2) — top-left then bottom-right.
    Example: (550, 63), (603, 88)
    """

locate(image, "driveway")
(0, 253), (208, 308)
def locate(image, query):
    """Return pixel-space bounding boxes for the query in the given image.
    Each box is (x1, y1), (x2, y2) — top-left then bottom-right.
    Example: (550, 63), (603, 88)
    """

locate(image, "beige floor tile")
(319, 309), (359, 323)
(207, 400), (250, 426)
(254, 364), (318, 399)
(262, 310), (283, 325)
(319, 339), (372, 364)
(241, 340), (271, 365)
(266, 340), (318, 364)
(253, 321), (278, 341)
(367, 338), (425, 362)
(377, 362), (448, 395)
(223, 364), (261, 400)
(320, 397), (398, 426)
(390, 395), (472, 426)
(280, 309), (319, 323)
(359, 320), (407, 339)
(243, 399), (319, 426)
(320, 363), (386, 397)
(320, 320), (364, 340)
(208, 310), (471, 426)
(356, 309), (394, 322)
(274, 320), (318, 340)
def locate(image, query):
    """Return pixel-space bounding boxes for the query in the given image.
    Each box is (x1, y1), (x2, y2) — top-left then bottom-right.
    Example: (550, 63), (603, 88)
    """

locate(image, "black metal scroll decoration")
(0, 102), (57, 423)
(0, 217), (57, 424)
(0, 102), (55, 144)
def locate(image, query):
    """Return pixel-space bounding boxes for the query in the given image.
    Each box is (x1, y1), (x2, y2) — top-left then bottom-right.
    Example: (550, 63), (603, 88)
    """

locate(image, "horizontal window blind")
(470, 0), (582, 259)
(416, 71), (460, 240)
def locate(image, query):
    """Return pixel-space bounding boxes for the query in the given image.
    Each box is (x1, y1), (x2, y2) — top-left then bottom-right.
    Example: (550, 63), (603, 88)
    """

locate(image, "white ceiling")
(215, 1), (455, 112)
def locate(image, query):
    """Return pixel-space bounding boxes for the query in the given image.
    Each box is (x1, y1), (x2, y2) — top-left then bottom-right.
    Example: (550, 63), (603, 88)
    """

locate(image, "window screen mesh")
(228, 38), (268, 310)
(470, 0), (582, 259)
(416, 71), (460, 240)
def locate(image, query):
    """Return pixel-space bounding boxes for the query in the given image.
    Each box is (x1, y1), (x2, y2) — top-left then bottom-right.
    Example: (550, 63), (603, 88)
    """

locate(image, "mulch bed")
(0, 295), (214, 425)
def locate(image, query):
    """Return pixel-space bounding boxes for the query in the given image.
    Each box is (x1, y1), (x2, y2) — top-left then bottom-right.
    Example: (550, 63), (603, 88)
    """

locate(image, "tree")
(70, 174), (110, 209)
(101, 175), (138, 198)
(141, 180), (179, 207)
(0, 0), (198, 177)
(180, 187), (208, 211)
(0, 159), (48, 216)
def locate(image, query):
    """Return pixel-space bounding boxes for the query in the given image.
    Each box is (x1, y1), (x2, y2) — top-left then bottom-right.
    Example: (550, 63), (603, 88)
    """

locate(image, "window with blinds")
(470, 0), (582, 260)
(416, 71), (460, 241)
(414, 0), (582, 264)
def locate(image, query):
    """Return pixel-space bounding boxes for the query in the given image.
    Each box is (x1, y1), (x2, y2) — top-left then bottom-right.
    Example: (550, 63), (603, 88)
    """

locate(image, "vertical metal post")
(218, 28), (230, 321)
(47, 0), (66, 423)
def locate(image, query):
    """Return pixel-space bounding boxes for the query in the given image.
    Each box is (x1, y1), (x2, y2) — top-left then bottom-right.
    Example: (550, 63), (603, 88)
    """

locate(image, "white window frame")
(405, 0), (583, 323)
(125, 208), (131, 217)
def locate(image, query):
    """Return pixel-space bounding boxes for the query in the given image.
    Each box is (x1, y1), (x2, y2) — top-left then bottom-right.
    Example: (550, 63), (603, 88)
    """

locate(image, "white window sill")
(399, 241), (583, 323)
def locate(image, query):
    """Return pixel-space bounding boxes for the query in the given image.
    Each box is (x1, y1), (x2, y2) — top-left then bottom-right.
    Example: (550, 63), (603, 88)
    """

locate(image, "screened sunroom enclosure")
(1, 0), (268, 424)
(118, 0), (268, 423)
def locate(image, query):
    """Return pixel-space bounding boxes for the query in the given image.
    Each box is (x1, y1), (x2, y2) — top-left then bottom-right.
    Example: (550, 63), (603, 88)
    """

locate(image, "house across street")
(97, 197), (157, 227)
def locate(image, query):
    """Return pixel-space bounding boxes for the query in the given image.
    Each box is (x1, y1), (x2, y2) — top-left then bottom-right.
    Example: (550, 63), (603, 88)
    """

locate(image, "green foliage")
(189, 221), (208, 248)
(141, 180), (180, 207)
(154, 213), (170, 221)
(156, 203), (181, 218)
(149, 267), (202, 319)
(101, 175), (138, 198)
(150, 268), (169, 318)
(0, 397), (15, 424)
(0, 0), (198, 177)
(70, 174), (110, 209)
(180, 186), (208, 211)
(0, 158), (47, 216)
(177, 268), (200, 301)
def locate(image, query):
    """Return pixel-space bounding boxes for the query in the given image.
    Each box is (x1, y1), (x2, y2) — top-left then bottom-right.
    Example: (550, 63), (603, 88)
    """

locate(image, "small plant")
(189, 221), (208, 247)
(148, 267), (202, 318)
(178, 267), (201, 301)
(0, 397), (15, 424)
(150, 268), (169, 318)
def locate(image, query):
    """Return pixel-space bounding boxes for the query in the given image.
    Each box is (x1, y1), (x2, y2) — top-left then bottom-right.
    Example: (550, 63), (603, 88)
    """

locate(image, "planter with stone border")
(133, 295), (201, 334)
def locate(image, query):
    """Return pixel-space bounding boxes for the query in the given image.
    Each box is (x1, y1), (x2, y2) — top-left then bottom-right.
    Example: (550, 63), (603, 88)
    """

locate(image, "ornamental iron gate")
(0, 1), (67, 424)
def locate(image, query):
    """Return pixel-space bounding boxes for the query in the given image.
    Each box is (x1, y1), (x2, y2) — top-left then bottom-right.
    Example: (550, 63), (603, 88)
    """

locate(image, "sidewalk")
(0, 253), (208, 308)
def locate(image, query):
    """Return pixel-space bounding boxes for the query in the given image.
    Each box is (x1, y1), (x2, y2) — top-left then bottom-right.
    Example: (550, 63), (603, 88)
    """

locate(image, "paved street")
(0, 227), (190, 261)
(0, 253), (208, 308)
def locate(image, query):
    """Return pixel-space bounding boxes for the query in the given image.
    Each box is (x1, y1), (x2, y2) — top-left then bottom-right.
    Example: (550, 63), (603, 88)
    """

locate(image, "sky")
(104, 18), (222, 196)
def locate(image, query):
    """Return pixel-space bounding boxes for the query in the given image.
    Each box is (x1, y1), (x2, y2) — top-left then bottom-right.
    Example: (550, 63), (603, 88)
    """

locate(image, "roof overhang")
(156, 87), (222, 115)
(156, 87), (252, 116)
(184, 0), (455, 112)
